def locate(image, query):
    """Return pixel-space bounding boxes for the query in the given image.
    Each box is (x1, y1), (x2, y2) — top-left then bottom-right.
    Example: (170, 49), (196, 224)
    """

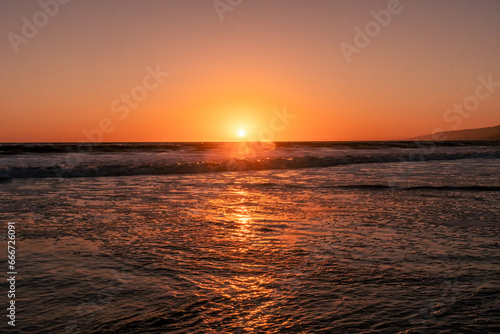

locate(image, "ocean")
(1, 141), (499, 333)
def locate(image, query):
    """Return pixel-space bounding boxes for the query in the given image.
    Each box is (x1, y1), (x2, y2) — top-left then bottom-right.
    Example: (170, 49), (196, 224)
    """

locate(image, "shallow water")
(1, 159), (499, 333)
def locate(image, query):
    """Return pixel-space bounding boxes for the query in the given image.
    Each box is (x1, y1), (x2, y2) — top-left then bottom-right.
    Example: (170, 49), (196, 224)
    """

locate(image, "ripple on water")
(0, 167), (498, 333)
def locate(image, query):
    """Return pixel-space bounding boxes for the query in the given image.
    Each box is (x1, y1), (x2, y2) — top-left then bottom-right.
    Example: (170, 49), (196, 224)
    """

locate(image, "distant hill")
(411, 125), (500, 141)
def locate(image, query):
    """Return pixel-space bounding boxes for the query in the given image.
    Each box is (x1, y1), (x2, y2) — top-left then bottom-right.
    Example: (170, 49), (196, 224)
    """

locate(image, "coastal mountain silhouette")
(411, 125), (500, 141)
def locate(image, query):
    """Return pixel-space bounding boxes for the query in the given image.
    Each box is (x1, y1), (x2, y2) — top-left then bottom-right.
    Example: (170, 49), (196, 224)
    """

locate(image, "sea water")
(0, 141), (499, 333)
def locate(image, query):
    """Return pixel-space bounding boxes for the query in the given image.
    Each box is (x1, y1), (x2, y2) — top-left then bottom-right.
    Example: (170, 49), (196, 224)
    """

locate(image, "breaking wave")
(1, 150), (499, 179)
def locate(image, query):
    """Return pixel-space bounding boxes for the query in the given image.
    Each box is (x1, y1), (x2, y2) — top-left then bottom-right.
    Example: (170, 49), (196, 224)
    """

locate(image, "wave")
(1, 141), (499, 155)
(335, 185), (500, 191)
(1, 150), (499, 179)
(0, 142), (191, 155)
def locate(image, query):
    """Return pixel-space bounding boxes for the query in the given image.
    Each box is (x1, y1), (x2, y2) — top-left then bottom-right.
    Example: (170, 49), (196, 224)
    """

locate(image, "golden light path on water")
(204, 185), (280, 331)
(1, 155), (499, 332)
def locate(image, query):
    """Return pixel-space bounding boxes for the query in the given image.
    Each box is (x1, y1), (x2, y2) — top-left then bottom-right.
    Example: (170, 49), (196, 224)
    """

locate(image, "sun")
(238, 129), (246, 137)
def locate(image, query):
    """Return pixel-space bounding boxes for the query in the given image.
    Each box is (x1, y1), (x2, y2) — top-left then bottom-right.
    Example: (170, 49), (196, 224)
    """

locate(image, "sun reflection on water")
(200, 182), (290, 331)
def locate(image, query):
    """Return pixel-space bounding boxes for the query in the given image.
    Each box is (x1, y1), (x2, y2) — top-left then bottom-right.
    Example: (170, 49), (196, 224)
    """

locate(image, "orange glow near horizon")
(1, 1), (500, 142)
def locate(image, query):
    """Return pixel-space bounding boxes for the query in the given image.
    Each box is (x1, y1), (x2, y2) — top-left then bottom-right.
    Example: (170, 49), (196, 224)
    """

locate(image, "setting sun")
(2, 1), (500, 333)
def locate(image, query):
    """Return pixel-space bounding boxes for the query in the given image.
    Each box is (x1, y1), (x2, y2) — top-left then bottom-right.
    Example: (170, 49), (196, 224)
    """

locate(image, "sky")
(1, 0), (500, 142)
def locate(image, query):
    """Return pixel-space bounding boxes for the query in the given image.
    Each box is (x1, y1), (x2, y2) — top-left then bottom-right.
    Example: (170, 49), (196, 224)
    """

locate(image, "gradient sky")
(1, 0), (500, 142)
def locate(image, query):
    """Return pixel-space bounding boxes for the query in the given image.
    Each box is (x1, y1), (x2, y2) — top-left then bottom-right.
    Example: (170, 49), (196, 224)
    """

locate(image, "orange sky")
(1, 0), (500, 142)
